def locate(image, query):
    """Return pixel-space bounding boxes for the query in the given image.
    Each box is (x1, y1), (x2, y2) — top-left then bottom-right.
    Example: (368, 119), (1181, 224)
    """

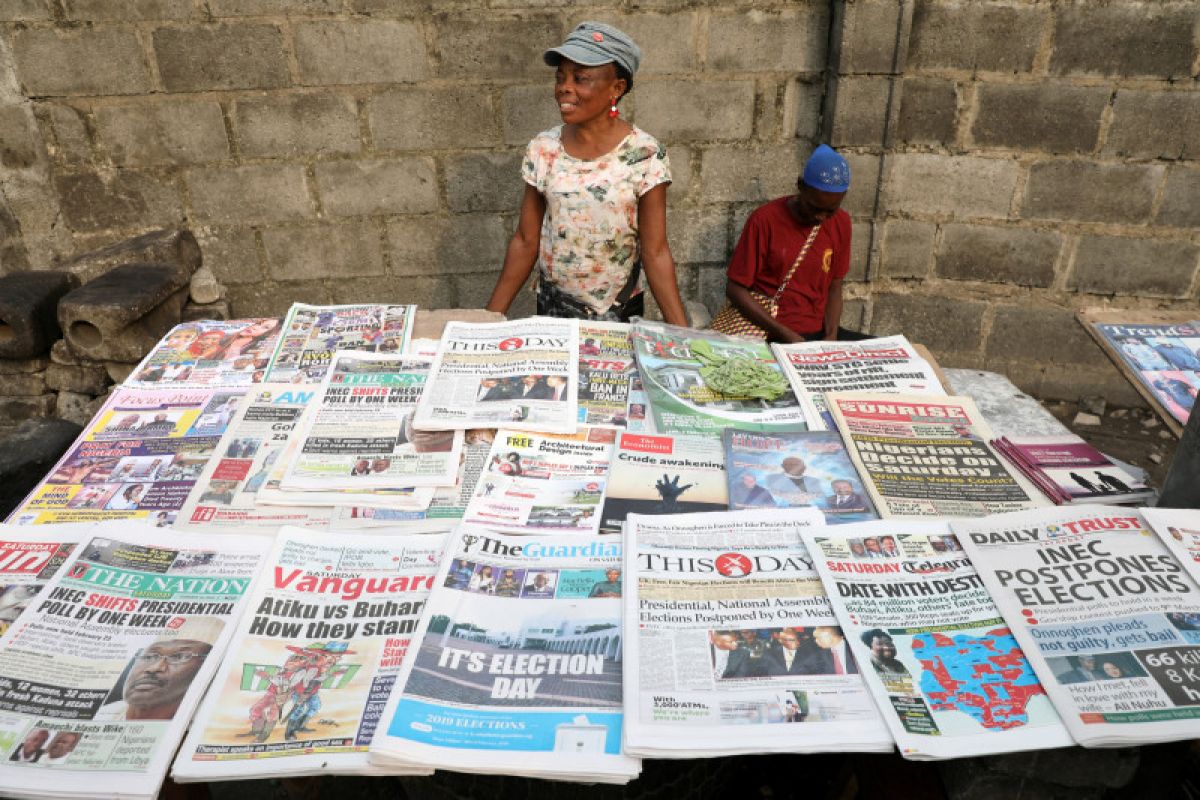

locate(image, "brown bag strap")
(770, 224), (822, 310)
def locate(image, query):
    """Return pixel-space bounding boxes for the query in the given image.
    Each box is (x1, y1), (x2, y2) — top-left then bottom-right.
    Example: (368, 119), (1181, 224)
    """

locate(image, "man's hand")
(656, 474), (694, 503)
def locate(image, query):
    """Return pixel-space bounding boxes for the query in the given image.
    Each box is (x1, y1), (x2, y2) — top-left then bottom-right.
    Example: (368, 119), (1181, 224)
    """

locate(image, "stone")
(331, 275), (455, 309)
(0, 0), (50, 20)
(50, 339), (100, 367)
(783, 78), (824, 140)
(0, 372), (47, 396)
(0, 418), (83, 517)
(386, 215), (510, 276)
(985, 305), (1111, 369)
(1143, 417), (1161, 429)
(501, 84), (563, 146)
(574, 12), (697, 74)
(370, 87), (500, 150)
(1050, 5), (1196, 79)
(1079, 396), (1106, 416)
(1022, 162), (1162, 224)
(972, 84), (1108, 154)
(93, 101), (230, 167)
(880, 219), (934, 278)
(235, 93), (361, 158)
(153, 24), (290, 92)
(62, 0), (194, 20)
(837, 0), (904, 74)
(11, 26), (151, 96)
(54, 171), (183, 233)
(830, 77), (891, 148)
(105, 362), (136, 384)
(708, 8), (827, 72)
(634, 80), (756, 142)
(186, 165), (314, 225)
(58, 263), (193, 362)
(1157, 169), (1200, 229)
(444, 151), (525, 213)
(0, 106), (40, 169)
(54, 390), (97, 427)
(883, 154), (1018, 219)
(194, 228), (263, 287)
(0, 395), (56, 427)
(935, 224), (1060, 287)
(699, 144), (804, 204)
(841, 153), (881, 218)
(0, 271), (75, 359)
(315, 158), (438, 217)
(181, 300), (232, 322)
(1070, 236), (1197, 298)
(60, 228), (202, 286)
(896, 77), (957, 146)
(666, 207), (731, 265)
(294, 19), (426, 86)
(45, 362), (109, 394)
(189, 267), (222, 305)
(435, 14), (562, 80)
(45, 104), (92, 166)
(1104, 90), (1200, 161)
(909, 1), (1046, 72)
(261, 223), (385, 281)
(204, 0), (337, 12)
(869, 292), (986, 356)
(226, 280), (332, 317)
(1149, 453), (1163, 464)
(1073, 412), (1100, 427)
(0, 357), (49, 373)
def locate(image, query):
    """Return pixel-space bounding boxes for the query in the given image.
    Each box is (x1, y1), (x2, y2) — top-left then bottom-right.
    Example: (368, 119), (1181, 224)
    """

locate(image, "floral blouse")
(522, 125), (671, 314)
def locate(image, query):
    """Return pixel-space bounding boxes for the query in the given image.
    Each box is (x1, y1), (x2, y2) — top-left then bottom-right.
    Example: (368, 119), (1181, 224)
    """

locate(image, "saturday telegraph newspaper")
(126, 319), (283, 389)
(0, 524), (82, 638)
(828, 392), (1047, 519)
(0, 525), (269, 800)
(577, 321), (636, 428)
(802, 520), (1072, 759)
(954, 506), (1200, 746)
(263, 304), (416, 385)
(1143, 508), (1200, 587)
(173, 528), (444, 780)
(413, 318), (579, 435)
(623, 509), (893, 757)
(370, 526), (640, 783)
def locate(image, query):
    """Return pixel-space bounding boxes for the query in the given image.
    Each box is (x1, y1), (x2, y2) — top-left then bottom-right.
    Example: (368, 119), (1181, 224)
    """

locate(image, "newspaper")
(827, 392), (1048, 518)
(262, 303), (416, 385)
(1141, 508), (1200, 601)
(7, 387), (244, 527)
(369, 526), (640, 783)
(624, 371), (652, 433)
(463, 428), (615, 535)
(802, 520), (1073, 759)
(1092, 321), (1200, 425)
(126, 319), (282, 389)
(993, 435), (1153, 506)
(577, 321), (636, 428)
(599, 432), (728, 535)
(173, 527), (444, 780)
(279, 353), (462, 491)
(630, 320), (815, 439)
(954, 506), (1200, 746)
(413, 317), (579, 434)
(623, 509), (893, 757)
(0, 524), (269, 800)
(0, 524), (83, 638)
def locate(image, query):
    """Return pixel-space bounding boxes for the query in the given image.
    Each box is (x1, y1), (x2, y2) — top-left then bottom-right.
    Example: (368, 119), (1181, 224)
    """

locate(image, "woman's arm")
(823, 278), (845, 340)
(724, 280), (803, 343)
(637, 184), (689, 327)
(486, 184), (546, 314)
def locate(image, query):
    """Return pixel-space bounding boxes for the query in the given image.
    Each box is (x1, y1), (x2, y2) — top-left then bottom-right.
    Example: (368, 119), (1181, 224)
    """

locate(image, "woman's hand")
(638, 185), (689, 327)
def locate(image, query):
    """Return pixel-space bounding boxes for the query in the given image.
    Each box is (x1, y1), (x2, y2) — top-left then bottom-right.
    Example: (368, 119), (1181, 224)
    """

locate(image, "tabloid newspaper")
(724, 428), (877, 525)
(827, 392), (1048, 519)
(993, 434), (1153, 506)
(801, 520), (1073, 759)
(954, 506), (1200, 747)
(7, 386), (245, 527)
(623, 509), (893, 757)
(598, 432), (728, 535)
(1140, 508), (1200, 607)
(771, 335), (944, 427)
(369, 526), (640, 783)
(413, 318), (579, 435)
(126, 319), (283, 389)
(462, 428), (615, 535)
(0, 524), (270, 800)
(279, 353), (462, 492)
(1093, 320), (1200, 425)
(262, 304), (416, 385)
(173, 527), (444, 780)
(630, 321), (816, 439)
(0, 524), (83, 638)
(577, 321), (636, 428)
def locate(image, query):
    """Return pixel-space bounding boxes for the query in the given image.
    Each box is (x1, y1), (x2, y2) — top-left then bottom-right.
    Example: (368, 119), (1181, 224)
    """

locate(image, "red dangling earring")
(608, 100), (619, 119)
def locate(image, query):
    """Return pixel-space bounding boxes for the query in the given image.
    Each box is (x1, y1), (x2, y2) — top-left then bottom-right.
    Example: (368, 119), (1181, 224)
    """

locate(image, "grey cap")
(543, 21), (642, 77)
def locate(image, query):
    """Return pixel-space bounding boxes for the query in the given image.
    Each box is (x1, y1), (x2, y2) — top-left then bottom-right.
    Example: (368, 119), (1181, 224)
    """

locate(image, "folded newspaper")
(369, 526), (640, 783)
(623, 509), (894, 757)
(802, 520), (1073, 759)
(262, 303), (416, 384)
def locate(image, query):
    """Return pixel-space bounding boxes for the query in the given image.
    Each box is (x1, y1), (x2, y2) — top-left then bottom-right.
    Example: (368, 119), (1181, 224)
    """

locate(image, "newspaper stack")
(623, 509), (894, 757)
(992, 434), (1154, 506)
(955, 506), (1200, 747)
(0, 524), (270, 800)
(173, 527), (445, 780)
(370, 526), (640, 783)
(803, 520), (1073, 759)
(262, 303), (416, 384)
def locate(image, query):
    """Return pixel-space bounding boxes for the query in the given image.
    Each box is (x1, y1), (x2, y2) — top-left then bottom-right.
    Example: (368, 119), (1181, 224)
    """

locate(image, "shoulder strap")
(771, 224), (822, 305)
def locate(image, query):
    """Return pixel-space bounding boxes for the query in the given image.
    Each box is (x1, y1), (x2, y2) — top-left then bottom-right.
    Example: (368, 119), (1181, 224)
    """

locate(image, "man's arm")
(725, 281), (803, 343)
(486, 184), (546, 314)
(637, 185), (689, 326)
(823, 278), (844, 340)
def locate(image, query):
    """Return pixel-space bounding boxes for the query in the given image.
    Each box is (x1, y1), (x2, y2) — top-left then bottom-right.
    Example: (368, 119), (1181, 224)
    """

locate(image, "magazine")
(173, 528), (444, 780)
(598, 432), (728, 535)
(1142, 508), (1200, 591)
(724, 428), (877, 524)
(0, 525), (270, 800)
(262, 303), (416, 385)
(126, 319), (283, 389)
(413, 318), (579, 434)
(954, 506), (1200, 747)
(827, 392), (1048, 518)
(0, 524), (83, 638)
(1091, 320), (1200, 426)
(577, 321), (637, 428)
(369, 526), (640, 783)
(802, 520), (1073, 759)
(993, 435), (1154, 506)
(623, 509), (894, 757)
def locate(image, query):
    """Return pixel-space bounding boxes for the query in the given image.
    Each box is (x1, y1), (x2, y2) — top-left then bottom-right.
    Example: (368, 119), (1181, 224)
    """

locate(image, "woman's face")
(243, 319), (279, 337)
(554, 58), (624, 125)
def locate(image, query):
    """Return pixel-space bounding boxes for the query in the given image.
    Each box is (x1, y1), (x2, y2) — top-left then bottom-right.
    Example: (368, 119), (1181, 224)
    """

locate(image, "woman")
(222, 318), (281, 361)
(485, 22), (687, 325)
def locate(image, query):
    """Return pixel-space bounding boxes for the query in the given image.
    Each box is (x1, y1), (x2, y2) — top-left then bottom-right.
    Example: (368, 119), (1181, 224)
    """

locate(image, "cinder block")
(909, 1), (1045, 72)
(883, 153), (1017, 218)
(837, 0), (903, 74)
(205, 0), (338, 12)
(0, 271), (75, 359)
(869, 292), (986, 356)
(1070, 235), (1197, 298)
(699, 143), (803, 203)
(445, 152), (525, 214)
(1156, 168), (1200, 229)
(841, 152), (881, 218)
(63, 0), (193, 20)
(60, 228), (200, 286)
(386, 214), (509, 276)
(261, 223), (385, 281)
(45, 362), (109, 394)
(316, 158), (438, 217)
(153, 24), (289, 92)
(12, 27), (151, 96)
(1104, 90), (1200, 161)
(667, 206), (731, 265)
(227, 280), (332, 318)
(436, 14), (562, 79)
(1022, 161), (1162, 224)
(0, 0), (50, 21)
(501, 84), (562, 146)
(94, 101), (229, 167)
(783, 78), (823, 140)
(235, 93), (360, 158)
(848, 219), (871, 282)
(635, 80), (755, 141)
(880, 219), (934, 278)
(896, 77), (956, 146)
(841, 297), (867, 331)
(187, 165), (313, 225)
(194, 228), (264, 287)
(294, 19), (426, 86)
(0, 357), (50, 374)
(452, 272), (508, 310)
(45, 105), (92, 165)
(972, 84), (1107, 154)
(574, 12), (697, 74)
(370, 88), (500, 150)
(708, 9), (827, 72)
(831, 77), (891, 147)
(935, 224), (1059, 287)
(328, 274), (447, 307)
(1050, 5), (1195, 78)
(0, 107), (40, 169)
(54, 171), (182, 233)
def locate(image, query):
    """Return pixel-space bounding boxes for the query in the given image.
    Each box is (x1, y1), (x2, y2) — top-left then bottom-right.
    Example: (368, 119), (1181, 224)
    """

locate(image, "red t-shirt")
(726, 198), (851, 335)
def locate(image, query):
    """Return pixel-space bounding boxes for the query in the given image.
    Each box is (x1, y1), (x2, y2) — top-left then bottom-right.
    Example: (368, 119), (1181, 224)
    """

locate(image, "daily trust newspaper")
(802, 520), (1072, 759)
(828, 392), (1047, 519)
(173, 528), (443, 780)
(623, 509), (893, 757)
(955, 506), (1200, 747)
(263, 303), (416, 385)
(370, 526), (639, 783)
(413, 317), (578, 435)
(0, 524), (269, 800)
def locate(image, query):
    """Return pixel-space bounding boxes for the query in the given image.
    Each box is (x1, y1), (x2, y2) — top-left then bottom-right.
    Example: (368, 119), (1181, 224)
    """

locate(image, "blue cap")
(802, 144), (850, 193)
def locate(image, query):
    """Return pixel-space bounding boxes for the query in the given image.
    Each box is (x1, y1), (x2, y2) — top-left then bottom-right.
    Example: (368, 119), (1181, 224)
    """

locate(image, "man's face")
(778, 630), (801, 651)
(793, 182), (846, 225)
(46, 732), (80, 759)
(864, 538), (881, 554)
(713, 634), (738, 652)
(741, 473), (756, 488)
(126, 639), (211, 712)
(605, 569), (620, 583)
(813, 627), (842, 649)
(870, 635), (896, 660)
(534, 575), (548, 587)
(1079, 656), (1096, 671)
(523, 375), (538, 387)
(849, 541), (866, 556)
(21, 729), (48, 753)
(371, 458), (391, 473)
(782, 458), (806, 477)
(354, 459), (369, 472)
(832, 481), (853, 497)
(740, 630), (758, 643)
(880, 537), (898, 555)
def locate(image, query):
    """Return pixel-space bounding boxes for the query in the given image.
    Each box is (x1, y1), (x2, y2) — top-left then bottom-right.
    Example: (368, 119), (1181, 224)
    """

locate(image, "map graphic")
(911, 627), (1044, 729)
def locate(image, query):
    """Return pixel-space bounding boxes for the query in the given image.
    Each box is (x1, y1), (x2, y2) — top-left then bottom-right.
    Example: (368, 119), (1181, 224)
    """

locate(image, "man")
(848, 539), (868, 558)
(730, 472), (777, 509)
(545, 375), (569, 401)
(477, 378), (510, 402)
(862, 537), (883, 558)
(9, 728), (48, 763)
(765, 627), (808, 676)
(861, 629), (907, 675)
(589, 568), (622, 598)
(519, 374), (554, 400)
(799, 626), (857, 675)
(825, 479), (868, 512)
(879, 536), (899, 558)
(137, 413), (176, 437)
(41, 731), (81, 765)
(370, 457), (392, 475)
(711, 631), (752, 679)
(350, 458), (371, 476)
(764, 457), (823, 504)
(96, 617), (223, 720)
(523, 572), (556, 598)
(1058, 654), (1104, 684)
(285, 642), (354, 740)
